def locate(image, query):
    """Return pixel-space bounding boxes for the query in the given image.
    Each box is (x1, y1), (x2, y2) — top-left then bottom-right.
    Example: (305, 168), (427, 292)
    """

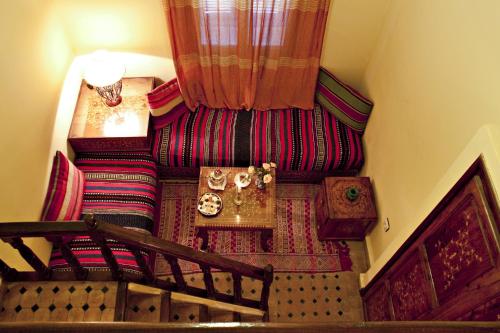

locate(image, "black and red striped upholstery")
(152, 104), (363, 172)
(49, 152), (157, 276)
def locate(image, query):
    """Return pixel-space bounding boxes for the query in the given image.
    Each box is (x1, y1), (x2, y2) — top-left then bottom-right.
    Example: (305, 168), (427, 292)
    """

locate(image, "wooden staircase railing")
(0, 215), (274, 319)
(0, 321), (498, 333)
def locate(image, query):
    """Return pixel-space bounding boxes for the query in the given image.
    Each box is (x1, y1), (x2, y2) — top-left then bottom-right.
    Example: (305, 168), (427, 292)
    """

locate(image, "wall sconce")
(83, 50), (125, 107)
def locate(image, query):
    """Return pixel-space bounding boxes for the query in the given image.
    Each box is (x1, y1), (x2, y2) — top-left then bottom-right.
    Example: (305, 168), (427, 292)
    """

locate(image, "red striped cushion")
(147, 78), (189, 129)
(75, 152), (157, 230)
(153, 105), (239, 168)
(41, 151), (85, 221)
(250, 105), (364, 171)
(49, 237), (150, 277)
(49, 152), (157, 276)
(315, 67), (373, 132)
(152, 104), (364, 172)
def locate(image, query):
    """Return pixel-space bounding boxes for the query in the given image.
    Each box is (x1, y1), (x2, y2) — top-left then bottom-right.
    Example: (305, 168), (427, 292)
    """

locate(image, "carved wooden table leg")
(197, 228), (209, 251)
(260, 230), (273, 252)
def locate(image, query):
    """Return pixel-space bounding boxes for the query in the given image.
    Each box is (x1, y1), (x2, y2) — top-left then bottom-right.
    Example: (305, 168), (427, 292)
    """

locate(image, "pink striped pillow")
(147, 78), (188, 129)
(41, 151), (85, 222)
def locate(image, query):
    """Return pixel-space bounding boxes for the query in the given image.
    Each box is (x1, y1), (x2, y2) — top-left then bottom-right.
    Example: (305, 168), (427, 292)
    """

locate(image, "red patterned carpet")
(154, 183), (351, 276)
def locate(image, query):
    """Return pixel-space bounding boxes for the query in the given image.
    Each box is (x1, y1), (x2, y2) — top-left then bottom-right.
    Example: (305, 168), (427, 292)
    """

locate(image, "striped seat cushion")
(250, 105), (364, 171)
(315, 67), (373, 132)
(153, 105), (240, 168)
(41, 151), (85, 221)
(49, 152), (157, 276)
(147, 78), (189, 129)
(75, 152), (157, 232)
(152, 104), (363, 171)
(49, 237), (151, 276)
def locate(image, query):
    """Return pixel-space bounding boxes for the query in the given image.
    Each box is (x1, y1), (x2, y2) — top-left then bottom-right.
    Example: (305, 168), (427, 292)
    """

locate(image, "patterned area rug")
(154, 183), (352, 276)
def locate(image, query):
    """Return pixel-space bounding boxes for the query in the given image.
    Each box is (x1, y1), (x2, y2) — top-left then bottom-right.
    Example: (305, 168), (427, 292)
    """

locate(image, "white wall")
(360, 0), (500, 285)
(55, 0), (172, 58)
(0, 0), (176, 270)
(320, 0), (391, 93)
(0, 0), (74, 269)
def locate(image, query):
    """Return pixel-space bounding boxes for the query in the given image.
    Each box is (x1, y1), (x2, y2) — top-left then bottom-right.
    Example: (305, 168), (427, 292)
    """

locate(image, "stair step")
(170, 301), (204, 323)
(0, 281), (264, 323)
(170, 291), (265, 318)
(125, 286), (169, 322)
(208, 308), (264, 323)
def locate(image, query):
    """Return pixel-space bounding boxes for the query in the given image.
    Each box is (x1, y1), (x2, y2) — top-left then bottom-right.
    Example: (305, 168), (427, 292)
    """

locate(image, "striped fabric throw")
(315, 67), (373, 132)
(75, 152), (158, 232)
(146, 78), (188, 129)
(152, 104), (364, 172)
(49, 152), (158, 276)
(41, 151), (85, 221)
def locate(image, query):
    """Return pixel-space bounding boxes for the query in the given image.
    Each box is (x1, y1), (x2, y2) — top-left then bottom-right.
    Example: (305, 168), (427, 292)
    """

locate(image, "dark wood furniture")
(0, 321), (498, 333)
(194, 167), (277, 252)
(361, 157), (500, 321)
(68, 77), (154, 152)
(0, 216), (274, 321)
(315, 177), (377, 240)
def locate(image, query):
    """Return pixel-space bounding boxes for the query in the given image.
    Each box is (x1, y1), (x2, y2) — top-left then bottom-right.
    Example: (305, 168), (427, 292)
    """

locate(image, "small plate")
(208, 176), (227, 191)
(234, 172), (251, 188)
(197, 192), (223, 217)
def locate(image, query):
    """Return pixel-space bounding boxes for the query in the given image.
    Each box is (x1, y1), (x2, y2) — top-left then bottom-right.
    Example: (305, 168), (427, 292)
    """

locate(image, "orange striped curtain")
(163, 0), (331, 111)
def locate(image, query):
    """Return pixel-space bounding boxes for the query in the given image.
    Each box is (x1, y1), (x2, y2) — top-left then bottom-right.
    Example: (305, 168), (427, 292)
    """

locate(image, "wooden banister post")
(259, 264), (273, 321)
(83, 214), (97, 229)
(4, 237), (51, 280)
(53, 238), (88, 280)
(0, 258), (18, 281)
(164, 254), (187, 291)
(200, 265), (215, 299)
(232, 273), (242, 321)
(84, 215), (123, 281)
(129, 247), (155, 283)
(114, 281), (128, 321)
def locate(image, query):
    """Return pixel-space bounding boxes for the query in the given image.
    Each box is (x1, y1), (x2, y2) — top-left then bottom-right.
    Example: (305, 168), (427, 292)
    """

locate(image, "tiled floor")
(165, 240), (368, 323)
(0, 281), (118, 322)
(0, 241), (366, 323)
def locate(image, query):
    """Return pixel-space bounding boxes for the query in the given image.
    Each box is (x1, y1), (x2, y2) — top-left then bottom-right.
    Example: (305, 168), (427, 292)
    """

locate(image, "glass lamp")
(83, 51), (125, 107)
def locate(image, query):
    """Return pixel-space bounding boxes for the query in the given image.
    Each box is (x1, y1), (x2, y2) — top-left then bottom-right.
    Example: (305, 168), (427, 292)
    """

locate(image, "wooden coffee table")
(194, 166), (277, 252)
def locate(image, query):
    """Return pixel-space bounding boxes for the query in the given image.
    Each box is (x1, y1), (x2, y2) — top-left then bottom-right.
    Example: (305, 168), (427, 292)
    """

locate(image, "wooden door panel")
(389, 250), (434, 320)
(361, 158), (500, 321)
(364, 282), (392, 321)
(456, 294), (500, 321)
(424, 179), (496, 304)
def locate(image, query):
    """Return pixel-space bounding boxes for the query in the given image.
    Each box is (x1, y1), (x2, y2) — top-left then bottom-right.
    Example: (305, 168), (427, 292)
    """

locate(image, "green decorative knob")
(346, 186), (360, 201)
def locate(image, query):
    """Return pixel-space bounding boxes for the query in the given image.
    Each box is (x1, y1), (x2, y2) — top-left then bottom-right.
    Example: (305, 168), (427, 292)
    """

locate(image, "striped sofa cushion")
(75, 152), (157, 232)
(250, 105), (364, 171)
(41, 151), (85, 221)
(153, 105), (240, 168)
(315, 67), (373, 132)
(49, 237), (151, 276)
(152, 104), (364, 172)
(147, 78), (189, 129)
(49, 152), (157, 276)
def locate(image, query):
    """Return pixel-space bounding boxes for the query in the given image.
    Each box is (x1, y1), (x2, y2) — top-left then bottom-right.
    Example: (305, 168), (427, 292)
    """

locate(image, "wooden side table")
(68, 77), (154, 152)
(315, 177), (377, 240)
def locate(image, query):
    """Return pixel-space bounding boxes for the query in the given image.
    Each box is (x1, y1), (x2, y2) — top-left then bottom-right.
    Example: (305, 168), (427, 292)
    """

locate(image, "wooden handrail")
(0, 221), (89, 237)
(0, 321), (498, 333)
(0, 220), (269, 280)
(90, 219), (270, 280)
(0, 217), (274, 317)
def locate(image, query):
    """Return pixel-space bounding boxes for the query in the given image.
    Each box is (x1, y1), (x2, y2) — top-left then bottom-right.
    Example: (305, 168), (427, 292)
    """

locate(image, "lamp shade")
(83, 50), (125, 88)
(84, 51), (126, 107)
